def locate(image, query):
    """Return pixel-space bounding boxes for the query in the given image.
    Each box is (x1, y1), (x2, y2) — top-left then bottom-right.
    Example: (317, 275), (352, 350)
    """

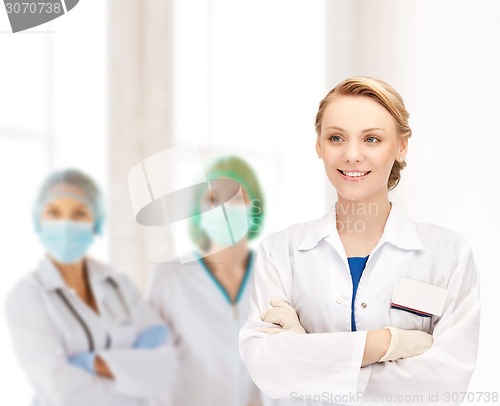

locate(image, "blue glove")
(133, 324), (169, 349)
(68, 352), (96, 374)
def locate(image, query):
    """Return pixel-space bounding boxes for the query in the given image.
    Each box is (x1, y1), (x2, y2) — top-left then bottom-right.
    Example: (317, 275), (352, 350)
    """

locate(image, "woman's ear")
(399, 139), (408, 159)
(316, 136), (322, 158)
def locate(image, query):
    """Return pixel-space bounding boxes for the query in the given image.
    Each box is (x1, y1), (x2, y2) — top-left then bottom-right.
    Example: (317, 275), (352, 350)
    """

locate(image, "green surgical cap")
(190, 156), (265, 248)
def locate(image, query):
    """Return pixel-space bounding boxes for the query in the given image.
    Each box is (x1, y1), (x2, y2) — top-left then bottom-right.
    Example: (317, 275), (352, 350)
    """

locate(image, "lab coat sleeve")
(362, 238), (480, 404)
(146, 266), (180, 406)
(97, 274), (177, 398)
(4, 279), (135, 406)
(147, 265), (176, 327)
(239, 237), (368, 403)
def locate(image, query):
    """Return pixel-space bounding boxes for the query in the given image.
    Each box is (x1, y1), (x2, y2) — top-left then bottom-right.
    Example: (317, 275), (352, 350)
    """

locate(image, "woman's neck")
(49, 255), (86, 288)
(48, 256), (98, 312)
(203, 240), (250, 274)
(335, 191), (392, 237)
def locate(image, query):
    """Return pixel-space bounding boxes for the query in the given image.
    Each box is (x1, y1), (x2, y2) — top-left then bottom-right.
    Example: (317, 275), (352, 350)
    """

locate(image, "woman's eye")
(329, 135), (343, 142)
(74, 211), (91, 218)
(366, 136), (380, 143)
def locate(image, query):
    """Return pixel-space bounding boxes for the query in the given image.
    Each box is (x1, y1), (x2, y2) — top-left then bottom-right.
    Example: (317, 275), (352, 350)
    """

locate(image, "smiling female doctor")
(5, 169), (175, 406)
(239, 77), (480, 405)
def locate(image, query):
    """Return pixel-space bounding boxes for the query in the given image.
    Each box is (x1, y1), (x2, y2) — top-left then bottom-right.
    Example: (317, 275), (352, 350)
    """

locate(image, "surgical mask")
(39, 220), (94, 264)
(200, 205), (250, 247)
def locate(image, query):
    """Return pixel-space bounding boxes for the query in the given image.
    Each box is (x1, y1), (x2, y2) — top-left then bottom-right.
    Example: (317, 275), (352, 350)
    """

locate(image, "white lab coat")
(239, 203), (480, 406)
(148, 256), (263, 406)
(5, 256), (176, 406)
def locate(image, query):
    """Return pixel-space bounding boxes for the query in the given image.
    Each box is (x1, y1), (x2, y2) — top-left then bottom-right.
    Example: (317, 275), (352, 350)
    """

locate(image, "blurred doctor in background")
(149, 156), (264, 406)
(5, 169), (175, 406)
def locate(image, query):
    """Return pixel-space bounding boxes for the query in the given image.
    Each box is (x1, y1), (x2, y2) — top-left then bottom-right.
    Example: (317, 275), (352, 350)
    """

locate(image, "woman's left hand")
(260, 298), (306, 334)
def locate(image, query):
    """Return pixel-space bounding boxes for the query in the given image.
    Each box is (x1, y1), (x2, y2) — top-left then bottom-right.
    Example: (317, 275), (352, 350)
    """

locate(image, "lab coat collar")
(296, 210), (336, 251)
(381, 204), (424, 251)
(37, 256), (114, 292)
(297, 202), (423, 252)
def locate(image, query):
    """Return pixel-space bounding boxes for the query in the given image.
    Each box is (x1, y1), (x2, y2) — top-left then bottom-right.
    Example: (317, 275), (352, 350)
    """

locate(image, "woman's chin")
(333, 180), (388, 204)
(336, 190), (369, 203)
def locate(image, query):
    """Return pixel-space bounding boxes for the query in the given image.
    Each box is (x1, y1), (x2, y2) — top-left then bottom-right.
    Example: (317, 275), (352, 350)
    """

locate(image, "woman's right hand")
(259, 298), (306, 334)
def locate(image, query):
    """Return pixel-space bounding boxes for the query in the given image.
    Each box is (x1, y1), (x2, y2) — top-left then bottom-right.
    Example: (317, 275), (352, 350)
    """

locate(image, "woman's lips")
(337, 169), (371, 182)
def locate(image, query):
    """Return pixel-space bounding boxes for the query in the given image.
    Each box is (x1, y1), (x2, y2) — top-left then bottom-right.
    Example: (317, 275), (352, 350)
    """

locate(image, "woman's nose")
(343, 144), (363, 163)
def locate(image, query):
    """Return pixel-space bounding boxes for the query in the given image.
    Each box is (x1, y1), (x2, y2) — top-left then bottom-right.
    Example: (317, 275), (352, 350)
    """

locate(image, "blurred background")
(1, 0), (499, 403)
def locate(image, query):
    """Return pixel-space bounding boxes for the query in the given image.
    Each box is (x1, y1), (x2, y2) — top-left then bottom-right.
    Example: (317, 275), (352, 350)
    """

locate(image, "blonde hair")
(315, 76), (411, 191)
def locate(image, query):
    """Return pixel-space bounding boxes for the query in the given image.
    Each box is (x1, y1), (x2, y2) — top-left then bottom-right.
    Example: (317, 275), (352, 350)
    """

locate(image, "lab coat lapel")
(37, 256), (67, 291)
(86, 258), (128, 324)
(85, 259), (136, 348)
(296, 205), (349, 269)
(86, 257), (114, 297)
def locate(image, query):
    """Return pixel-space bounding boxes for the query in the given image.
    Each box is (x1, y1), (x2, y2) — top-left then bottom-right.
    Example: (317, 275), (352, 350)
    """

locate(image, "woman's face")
(40, 197), (94, 224)
(316, 95), (407, 202)
(198, 178), (251, 249)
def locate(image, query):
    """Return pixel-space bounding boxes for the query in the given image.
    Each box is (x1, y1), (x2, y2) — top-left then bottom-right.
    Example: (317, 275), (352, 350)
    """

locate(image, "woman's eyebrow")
(324, 126), (386, 133)
(362, 128), (386, 133)
(324, 126), (345, 132)
(74, 204), (90, 210)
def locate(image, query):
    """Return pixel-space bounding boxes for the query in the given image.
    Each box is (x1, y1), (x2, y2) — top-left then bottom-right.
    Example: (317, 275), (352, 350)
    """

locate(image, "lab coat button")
(361, 302), (367, 309)
(336, 298), (343, 304)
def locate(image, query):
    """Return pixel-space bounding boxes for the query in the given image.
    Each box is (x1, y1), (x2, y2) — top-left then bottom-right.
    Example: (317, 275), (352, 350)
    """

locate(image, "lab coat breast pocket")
(389, 307), (432, 333)
(388, 276), (448, 334)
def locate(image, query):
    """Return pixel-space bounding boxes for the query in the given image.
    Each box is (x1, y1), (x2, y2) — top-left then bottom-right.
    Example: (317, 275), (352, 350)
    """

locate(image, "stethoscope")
(55, 277), (131, 352)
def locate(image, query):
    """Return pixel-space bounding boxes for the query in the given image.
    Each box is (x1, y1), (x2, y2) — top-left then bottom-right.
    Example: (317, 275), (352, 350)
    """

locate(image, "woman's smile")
(337, 169), (372, 181)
